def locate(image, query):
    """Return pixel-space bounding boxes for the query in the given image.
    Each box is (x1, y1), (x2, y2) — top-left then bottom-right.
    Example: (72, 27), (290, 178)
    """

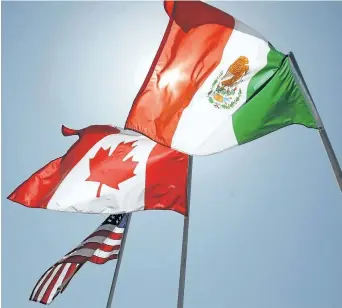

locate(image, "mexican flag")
(8, 125), (189, 216)
(125, 0), (317, 155)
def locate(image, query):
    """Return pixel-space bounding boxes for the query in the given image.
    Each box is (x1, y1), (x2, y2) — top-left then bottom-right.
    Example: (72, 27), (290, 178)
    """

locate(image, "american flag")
(30, 214), (128, 305)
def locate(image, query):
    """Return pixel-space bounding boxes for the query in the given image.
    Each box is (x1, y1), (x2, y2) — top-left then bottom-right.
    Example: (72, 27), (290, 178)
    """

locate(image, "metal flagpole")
(289, 52), (342, 192)
(177, 156), (193, 308)
(106, 213), (132, 308)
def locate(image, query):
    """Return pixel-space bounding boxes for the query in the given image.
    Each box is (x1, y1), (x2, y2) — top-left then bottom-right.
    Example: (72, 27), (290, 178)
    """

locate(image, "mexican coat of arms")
(208, 56), (249, 109)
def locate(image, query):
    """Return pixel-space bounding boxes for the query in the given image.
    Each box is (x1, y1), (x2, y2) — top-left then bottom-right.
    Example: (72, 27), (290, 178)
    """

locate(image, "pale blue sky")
(2, 2), (342, 308)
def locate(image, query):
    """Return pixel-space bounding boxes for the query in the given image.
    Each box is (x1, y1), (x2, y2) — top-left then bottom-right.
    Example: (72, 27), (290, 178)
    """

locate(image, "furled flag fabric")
(30, 214), (128, 305)
(125, 0), (317, 155)
(8, 125), (189, 215)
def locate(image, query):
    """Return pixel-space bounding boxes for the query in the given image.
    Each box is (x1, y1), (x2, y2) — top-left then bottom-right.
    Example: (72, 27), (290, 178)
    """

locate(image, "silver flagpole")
(177, 156), (193, 308)
(289, 52), (342, 191)
(106, 213), (132, 308)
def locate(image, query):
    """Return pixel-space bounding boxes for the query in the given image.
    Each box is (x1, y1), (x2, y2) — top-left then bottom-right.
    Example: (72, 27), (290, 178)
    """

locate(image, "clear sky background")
(2, 1), (342, 308)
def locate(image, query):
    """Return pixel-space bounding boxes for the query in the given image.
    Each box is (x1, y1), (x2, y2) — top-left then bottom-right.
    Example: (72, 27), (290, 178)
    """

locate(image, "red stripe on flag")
(90, 254), (118, 264)
(66, 242), (121, 255)
(145, 144), (189, 215)
(62, 253), (118, 265)
(125, 0), (235, 146)
(84, 230), (123, 241)
(8, 158), (63, 208)
(80, 242), (121, 252)
(97, 244), (121, 252)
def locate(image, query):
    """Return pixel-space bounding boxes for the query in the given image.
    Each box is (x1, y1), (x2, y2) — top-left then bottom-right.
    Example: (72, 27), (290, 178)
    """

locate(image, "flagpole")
(289, 52), (342, 192)
(105, 213), (132, 308)
(177, 156), (193, 308)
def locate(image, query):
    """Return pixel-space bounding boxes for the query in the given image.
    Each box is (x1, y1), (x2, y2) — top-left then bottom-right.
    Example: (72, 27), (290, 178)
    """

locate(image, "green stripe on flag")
(233, 56), (317, 145)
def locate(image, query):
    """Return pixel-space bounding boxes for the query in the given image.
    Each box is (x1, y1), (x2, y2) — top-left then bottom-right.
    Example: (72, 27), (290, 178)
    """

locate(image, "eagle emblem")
(208, 56), (249, 109)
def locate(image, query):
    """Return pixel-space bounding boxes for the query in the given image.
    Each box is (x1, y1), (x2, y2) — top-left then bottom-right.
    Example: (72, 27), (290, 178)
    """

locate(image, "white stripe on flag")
(93, 248), (120, 259)
(82, 236), (122, 246)
(65, 247), (120, 259)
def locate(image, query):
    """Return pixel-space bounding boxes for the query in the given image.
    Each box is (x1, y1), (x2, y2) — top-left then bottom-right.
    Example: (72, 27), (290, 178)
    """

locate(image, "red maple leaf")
(86, 141), (138, 197)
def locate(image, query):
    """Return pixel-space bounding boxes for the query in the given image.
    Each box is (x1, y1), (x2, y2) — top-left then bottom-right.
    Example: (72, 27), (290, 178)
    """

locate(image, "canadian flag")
(8, 125), (189, 216)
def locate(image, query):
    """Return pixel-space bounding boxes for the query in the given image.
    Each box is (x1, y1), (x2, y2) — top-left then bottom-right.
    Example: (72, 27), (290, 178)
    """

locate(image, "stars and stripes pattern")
(30, 214), (128, 305)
